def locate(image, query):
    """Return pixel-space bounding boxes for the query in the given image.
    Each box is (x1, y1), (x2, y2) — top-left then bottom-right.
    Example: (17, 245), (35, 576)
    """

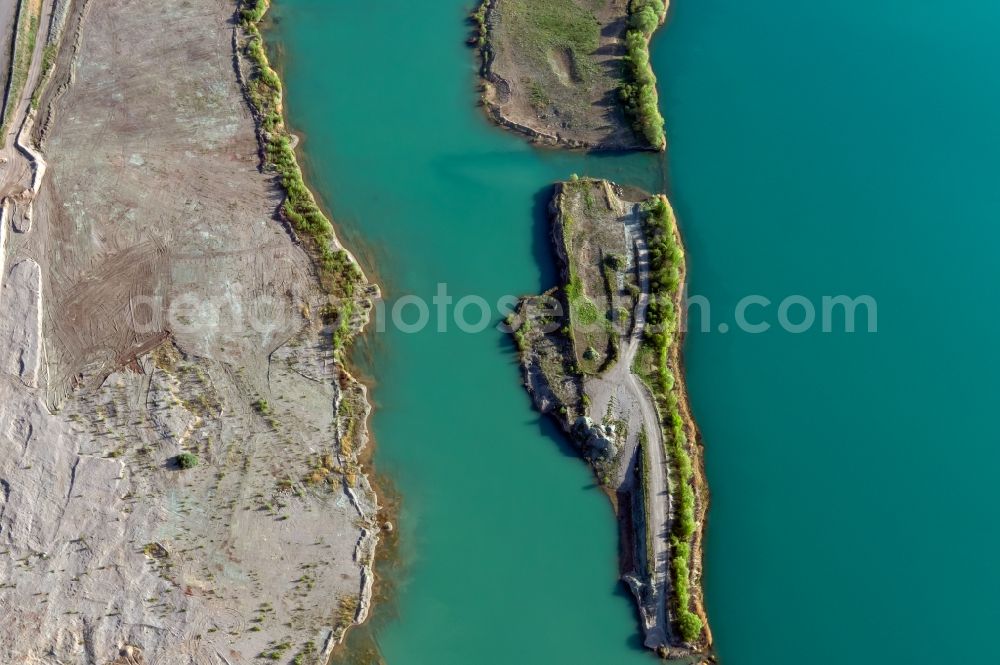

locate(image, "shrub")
(619, 1), (666, 147)
(240, 0), (268, 26)
(678, 610), (704, 643)
(630, 6), (661, 34)
(176, 453), (198, 470)
(565, 275), (583, 301)
(470, 3), (488, 47)
(605, 253), (626, 271)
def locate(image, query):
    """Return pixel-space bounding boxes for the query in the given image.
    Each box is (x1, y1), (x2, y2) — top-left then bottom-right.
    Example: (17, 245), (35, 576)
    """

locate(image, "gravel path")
(584, 202), (672, 648)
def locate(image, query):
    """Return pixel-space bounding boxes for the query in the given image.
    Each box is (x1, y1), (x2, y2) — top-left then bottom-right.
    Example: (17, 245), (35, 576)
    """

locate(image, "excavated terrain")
(0, 1), (380, 663)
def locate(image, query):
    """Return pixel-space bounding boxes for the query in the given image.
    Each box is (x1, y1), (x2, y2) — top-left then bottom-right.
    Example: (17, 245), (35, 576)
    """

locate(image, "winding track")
(585, 201), (672, 648)
(622, 203), (672, 650)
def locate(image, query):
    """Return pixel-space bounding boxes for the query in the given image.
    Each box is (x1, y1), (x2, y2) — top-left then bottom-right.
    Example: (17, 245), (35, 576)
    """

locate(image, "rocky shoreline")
(511, 180), (713, 662)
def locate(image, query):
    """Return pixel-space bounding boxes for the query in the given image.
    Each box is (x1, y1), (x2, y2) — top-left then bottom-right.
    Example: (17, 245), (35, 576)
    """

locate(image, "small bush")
(678, 609), (704, 642)
(176, 453), (199, 470)
(605, 253), (626, 271)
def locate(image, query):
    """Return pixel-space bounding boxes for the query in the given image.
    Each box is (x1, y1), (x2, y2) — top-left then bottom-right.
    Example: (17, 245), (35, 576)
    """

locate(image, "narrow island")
(475, 1), (714, 660)
(510, 179), (712, 660)
(0, 0), (381, 662)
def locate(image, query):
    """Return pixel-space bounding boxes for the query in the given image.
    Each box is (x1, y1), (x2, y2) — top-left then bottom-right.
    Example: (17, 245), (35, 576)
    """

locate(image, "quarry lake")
(271, 0), (1000, 663)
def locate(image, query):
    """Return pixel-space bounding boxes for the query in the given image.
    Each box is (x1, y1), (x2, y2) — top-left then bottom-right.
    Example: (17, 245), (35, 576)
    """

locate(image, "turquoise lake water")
(270, 1), (1000, 663)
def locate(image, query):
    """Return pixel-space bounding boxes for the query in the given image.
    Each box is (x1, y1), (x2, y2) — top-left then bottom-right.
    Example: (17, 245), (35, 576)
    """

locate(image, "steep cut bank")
(0, 0), (381, 662)
(510, 180), (712, 661)
(474, 0), (667, 150)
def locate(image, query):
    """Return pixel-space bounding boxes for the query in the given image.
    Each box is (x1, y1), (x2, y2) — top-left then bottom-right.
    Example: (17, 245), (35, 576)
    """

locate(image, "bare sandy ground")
(0, 1), (380, 663)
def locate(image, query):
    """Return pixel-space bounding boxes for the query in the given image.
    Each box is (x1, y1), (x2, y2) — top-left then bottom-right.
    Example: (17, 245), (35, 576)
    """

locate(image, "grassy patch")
(2, 1), (42, 135)
(638, 426), (655, 577)
(29, 42), (57, 110)
(573, 296), (600, 326)
(503, 0), (601, 82)
(290, 641), (317, 665)
(257, 641), (292, 661)
(528, 79), (550, 109)
(619, 0), (667, 148)
(333, 595), (359, 638)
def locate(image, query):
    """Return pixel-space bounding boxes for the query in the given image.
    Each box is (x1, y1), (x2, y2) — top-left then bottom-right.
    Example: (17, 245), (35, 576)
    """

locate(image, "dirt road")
(584, 201), (672, 648)
(0, 0), (54, 204)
